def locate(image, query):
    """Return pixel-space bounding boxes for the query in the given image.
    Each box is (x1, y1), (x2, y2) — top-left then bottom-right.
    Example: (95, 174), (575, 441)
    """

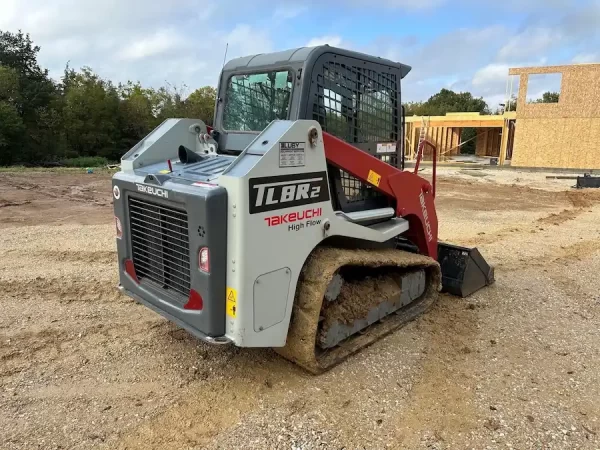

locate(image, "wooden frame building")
(404, 112), (516, 164)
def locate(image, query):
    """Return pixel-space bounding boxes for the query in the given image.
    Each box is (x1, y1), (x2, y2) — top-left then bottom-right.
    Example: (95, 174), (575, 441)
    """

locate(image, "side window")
(356, 84), (396, 142)
(223, 71), (293, 131)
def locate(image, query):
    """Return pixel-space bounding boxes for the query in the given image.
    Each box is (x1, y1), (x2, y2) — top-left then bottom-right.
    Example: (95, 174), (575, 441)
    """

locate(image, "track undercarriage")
(274, 247), (442, 374)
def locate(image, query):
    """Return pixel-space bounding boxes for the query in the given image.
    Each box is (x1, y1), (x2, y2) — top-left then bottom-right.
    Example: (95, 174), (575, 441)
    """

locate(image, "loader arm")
(322, 132), (438, 260)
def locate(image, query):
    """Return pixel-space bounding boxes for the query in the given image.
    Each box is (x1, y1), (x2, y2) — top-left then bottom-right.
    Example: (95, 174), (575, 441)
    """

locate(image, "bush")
(60, 156), (110, 167)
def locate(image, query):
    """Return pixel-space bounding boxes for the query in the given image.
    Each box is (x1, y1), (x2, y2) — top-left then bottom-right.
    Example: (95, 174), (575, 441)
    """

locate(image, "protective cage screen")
(223, 71), (293, 131)
(311, 59), (400, 208)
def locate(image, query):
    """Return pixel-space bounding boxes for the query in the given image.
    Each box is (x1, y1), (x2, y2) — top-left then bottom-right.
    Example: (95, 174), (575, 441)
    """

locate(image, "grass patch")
(0, 156), (118, 173)
(0, 166), (116, 174)
(60, 156), (110, 167)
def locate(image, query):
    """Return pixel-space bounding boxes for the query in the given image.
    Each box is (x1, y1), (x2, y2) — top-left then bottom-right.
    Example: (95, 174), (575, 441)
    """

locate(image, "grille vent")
(128, 197), (191, 301)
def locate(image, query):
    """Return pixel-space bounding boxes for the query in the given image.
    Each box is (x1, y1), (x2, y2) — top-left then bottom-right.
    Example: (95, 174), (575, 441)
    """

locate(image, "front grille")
(128, 197), (191, 300)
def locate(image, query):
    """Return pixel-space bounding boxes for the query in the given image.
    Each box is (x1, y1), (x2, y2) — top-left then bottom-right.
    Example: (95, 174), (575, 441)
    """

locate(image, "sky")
(1, 0), (599, 108)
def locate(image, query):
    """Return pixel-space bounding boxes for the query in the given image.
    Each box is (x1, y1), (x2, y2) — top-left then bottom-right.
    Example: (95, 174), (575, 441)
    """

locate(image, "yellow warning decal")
(226, 287), (237, 318)
(159, 169), (170, 174)
(367, 170), (382, 187)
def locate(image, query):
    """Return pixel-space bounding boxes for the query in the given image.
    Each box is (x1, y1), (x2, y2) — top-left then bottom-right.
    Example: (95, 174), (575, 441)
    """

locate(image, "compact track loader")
(112, 46), (494, 373)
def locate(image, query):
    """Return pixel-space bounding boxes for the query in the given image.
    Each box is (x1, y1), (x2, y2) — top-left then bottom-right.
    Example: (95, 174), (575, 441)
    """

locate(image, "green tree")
(150, 83), (188, 120)
(118, 81), (157, 149)
(184, 86), (216, 125)
(0, 64), (26, 164)
(404, 88), (489, 116)
(61, 67), (121, 160)
(0, 65), (20, 102)
(0, 30), (61, 163)
(0, 102), (25, 164)
(0, 29), (244, 165)
(534, 91), (560, 103)
(404, 88), (490, 155)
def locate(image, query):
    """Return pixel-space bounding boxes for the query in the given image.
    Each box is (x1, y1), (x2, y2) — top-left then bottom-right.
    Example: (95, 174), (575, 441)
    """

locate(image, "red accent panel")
(124, 259), (140, 284)
(322, 132), (438, 259)
(184, 289), (204, 310)
(389, 172), (438, 260)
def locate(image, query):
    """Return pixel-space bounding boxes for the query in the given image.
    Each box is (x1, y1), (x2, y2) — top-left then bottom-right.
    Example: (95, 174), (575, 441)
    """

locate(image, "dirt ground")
(1, 168), (600, 449)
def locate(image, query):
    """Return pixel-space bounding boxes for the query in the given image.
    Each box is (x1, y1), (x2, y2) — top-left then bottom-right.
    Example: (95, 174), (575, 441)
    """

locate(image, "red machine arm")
(322, 132), (438, 260)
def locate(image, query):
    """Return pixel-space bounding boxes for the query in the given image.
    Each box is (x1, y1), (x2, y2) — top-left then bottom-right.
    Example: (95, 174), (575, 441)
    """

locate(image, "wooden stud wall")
(476, 129), (502, 157)
(410, 126), (463, 160)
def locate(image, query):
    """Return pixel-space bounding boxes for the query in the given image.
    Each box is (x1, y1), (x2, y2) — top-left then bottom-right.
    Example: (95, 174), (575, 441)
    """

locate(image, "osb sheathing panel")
(512, 64), (600, 119)
(510, 64), (600, 168)
(512, 118), (600, 169)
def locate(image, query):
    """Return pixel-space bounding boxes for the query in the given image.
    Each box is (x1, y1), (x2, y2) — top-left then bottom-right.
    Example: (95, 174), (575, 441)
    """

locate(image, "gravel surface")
(1, 170), (600, 449)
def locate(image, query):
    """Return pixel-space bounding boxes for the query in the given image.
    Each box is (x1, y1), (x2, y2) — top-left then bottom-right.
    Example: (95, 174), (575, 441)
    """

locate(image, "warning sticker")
(367, 170), (382, 187)
(226, 287), (237, 318)
(376, 142), (396, 154)
(279, 142), (305, 168)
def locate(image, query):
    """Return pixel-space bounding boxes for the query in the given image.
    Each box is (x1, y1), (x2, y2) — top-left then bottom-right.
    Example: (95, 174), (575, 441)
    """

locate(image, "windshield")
(222, 71), (293, 131)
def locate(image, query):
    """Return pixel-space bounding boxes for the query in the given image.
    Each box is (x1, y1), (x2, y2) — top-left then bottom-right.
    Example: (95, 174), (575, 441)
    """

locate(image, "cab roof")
(222, 45), (412, 79)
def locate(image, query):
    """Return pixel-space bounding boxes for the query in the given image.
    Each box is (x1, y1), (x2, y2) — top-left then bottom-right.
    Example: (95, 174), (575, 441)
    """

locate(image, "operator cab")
(213, 45), (412, 213)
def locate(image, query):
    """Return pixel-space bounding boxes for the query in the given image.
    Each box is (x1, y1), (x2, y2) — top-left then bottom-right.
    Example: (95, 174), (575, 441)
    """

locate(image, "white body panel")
(218, 121), (408, 347)
(121, 119), (215, 172)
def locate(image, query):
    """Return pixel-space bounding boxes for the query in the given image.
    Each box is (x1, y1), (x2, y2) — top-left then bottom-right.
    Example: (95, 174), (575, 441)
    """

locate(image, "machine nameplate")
(279, 142), (305, 168)
(376, 143), (396, 154)
(249, 172), (330, 214)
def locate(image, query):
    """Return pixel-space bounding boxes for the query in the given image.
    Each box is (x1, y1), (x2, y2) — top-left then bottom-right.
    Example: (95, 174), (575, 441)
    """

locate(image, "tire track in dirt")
(38, 249), (117, 265)
(1, 176), (111, 205)
(495, 240), (600, 272)
(112, 350), (305, 450)
(0, 278), (123, 304)
(456, 189), (600, 248)
(392, 295), (481, 448)
(0, 317), (168, 383)
(537, 208), (585, 226)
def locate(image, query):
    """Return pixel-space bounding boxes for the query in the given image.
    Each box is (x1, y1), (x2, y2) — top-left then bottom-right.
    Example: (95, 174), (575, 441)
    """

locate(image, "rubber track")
(274, 247), (442, 374)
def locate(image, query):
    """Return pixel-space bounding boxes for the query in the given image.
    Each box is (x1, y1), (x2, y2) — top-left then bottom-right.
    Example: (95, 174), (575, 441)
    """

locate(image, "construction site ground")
(1, 167), (599, 449)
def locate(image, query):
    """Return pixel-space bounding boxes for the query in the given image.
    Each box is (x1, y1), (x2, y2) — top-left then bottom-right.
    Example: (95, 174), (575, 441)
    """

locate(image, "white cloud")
(1, 0), (599, 108)
(117, 30), (187, 61)
(0, 0), (20, 29)
(498, 28), (557, 61)
(404, 26), (506, 79)
(272, 5), (307, 21)
(572, 53), (599, 64)
(306, 35), (343, 48)
(224, 24), (273, 57)
(472, 64), (510, 87)
(348, 0), (446, 8)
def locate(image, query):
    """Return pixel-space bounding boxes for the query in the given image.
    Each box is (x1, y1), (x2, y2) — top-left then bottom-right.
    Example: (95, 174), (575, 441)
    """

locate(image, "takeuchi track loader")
(112, 46), (494, 373)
